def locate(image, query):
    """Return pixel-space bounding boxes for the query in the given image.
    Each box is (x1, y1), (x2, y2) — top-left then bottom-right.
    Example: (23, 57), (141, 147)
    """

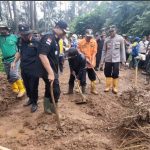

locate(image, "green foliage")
(0, 50), (4, 72)
(71, 1), (150, 36)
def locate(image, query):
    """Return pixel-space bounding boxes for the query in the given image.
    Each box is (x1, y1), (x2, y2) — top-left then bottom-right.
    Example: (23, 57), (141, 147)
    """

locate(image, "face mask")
(21, 34), (30, 42)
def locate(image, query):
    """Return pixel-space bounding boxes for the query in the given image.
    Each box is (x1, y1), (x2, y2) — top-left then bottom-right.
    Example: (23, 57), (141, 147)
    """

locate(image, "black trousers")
(21, 71), (39, 104)
(69, 69), (86, 87)
(87, 68), (96, 81)
(95, 52), (102, 69)
(59, 56), (64, 73)
(104, 62), (119, 79)
(43, 78), (60, 103)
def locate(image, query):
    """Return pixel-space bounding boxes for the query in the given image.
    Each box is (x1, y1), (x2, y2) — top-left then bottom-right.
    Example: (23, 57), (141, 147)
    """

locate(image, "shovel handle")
(86, 61), (101, 83)
(50, 81), (61, 129)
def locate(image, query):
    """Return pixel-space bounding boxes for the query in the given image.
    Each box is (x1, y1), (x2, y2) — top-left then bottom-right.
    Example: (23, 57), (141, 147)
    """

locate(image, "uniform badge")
(29, 43), (33, 46)
(46, 38), (52, 45)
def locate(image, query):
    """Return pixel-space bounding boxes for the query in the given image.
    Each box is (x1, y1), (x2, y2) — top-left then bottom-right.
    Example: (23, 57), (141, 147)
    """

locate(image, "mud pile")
(114, 87), (150, 149)
(0, 74), (18, 114)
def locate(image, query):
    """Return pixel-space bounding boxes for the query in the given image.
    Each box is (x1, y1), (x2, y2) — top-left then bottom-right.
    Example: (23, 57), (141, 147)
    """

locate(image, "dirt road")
(0, 64), (149, 150)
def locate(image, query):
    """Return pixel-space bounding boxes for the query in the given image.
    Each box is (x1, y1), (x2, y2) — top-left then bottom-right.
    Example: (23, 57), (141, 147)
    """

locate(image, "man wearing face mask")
(78, 29), (98, 95)
(36, 20), (69, 114)
(0, 22), (26, 98)
(11, 24), (40, 113)
(101, 25), (126, 94)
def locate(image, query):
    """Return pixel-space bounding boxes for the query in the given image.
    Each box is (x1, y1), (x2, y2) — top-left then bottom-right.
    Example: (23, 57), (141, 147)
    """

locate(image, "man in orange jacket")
(78, 29), (98, 95)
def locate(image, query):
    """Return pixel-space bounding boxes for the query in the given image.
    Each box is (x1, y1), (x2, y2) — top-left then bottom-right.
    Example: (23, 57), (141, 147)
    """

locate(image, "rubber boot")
(43, 97), (52, 114)
(112, 78), (119, 94)
(16, 79), (26, 98)
(63, 85), (74, 95)
(11, 82), (19, 94)
(91, 81), (98, 95)
(81, 86), (86, 94)
(104, 77), (112, 92)
(50, 102), (57, 114)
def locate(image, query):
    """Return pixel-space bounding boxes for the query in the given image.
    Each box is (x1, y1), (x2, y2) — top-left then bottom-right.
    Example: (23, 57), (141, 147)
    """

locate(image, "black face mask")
(21, 34), (30, 42)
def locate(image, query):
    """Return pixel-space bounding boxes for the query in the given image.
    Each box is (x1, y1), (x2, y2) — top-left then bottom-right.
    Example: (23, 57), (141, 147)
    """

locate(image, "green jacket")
(0, 34), (18, 63)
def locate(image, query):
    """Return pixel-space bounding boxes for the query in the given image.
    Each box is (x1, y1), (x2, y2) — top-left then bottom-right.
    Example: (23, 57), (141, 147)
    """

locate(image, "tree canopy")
(70, 1), (150, 36)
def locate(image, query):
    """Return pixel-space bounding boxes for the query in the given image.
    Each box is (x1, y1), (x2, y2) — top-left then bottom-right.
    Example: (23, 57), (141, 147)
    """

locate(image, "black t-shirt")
(18, 37), (39, 75)
(35, 32), (60, 79)
(69, 52), (86, 74)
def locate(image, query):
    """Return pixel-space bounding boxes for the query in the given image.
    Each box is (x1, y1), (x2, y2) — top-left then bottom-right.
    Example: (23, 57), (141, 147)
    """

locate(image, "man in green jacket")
(0, 22), (26, 98)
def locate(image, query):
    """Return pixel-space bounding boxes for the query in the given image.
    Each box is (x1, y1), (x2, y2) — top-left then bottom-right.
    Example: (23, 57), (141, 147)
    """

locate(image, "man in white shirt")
(139, 36), (149, 69)
(139, 36), (149, 54)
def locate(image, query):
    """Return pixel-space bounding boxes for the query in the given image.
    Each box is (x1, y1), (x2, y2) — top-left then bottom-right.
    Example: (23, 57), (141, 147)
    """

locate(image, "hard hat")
(85, 29), (93, 37)
(72, 34), (77, 39)
(0, 21), (9, 29)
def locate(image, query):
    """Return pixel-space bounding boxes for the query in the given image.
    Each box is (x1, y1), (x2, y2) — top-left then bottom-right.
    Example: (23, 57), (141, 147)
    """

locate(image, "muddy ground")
(0, 63), (149, 150)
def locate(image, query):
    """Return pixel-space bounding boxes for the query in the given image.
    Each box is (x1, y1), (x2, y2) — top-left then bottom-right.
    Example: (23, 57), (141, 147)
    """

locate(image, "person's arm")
(120, 38), (126, 64)
(11, 52), (21, 70)
(91, 40), (97, 67)
(39, 54), (54, 81)
(101, 40), (107, 64)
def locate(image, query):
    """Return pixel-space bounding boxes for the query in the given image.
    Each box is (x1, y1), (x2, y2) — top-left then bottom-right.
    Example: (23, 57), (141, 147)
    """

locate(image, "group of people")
(0, 21), (150, 114)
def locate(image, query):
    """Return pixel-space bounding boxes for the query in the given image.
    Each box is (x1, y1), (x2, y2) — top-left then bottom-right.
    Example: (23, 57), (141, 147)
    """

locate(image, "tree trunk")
(30, 1), (35, 30)
(12, 1), (18, 32)
(7, 1), (13, 20)
(34, 1), (37, 29)
(0, 1), (2, 21)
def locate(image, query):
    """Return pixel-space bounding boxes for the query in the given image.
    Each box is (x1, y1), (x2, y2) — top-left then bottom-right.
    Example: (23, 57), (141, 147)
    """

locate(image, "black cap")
(55, 20), (69, 33)
(68, 48), (78, 58)
(18, 24), (33, 34)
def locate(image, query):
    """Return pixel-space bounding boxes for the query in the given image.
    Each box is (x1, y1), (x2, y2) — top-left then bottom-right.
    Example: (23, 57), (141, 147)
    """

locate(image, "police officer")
(101, 25), (126, 94)
(11, 24), (39, 112)
(37, 20), (69, 114)
(64, 48), (87, 94)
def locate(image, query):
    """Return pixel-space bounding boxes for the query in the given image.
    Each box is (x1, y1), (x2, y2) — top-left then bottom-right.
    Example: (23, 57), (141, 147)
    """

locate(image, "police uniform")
(36, 32), (60, 114)
(18, 24), (39, 112)
(102, 34), (126, 93)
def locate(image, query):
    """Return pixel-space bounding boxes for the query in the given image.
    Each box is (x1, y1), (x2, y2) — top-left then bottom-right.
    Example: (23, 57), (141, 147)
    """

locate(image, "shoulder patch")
(46, 38), (52, 45)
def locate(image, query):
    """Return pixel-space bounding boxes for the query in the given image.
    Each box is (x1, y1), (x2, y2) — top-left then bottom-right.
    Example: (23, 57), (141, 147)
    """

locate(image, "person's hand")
(11, 62), (16, 70)
(48, 72), (54, 82)
(71, 71), (76, 76)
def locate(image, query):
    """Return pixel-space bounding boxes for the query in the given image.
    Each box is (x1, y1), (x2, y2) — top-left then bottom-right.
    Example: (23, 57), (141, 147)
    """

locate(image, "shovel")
(50, 81), (61, 129)
(134, 57), (140, 88)
(86, 61), (101, 83)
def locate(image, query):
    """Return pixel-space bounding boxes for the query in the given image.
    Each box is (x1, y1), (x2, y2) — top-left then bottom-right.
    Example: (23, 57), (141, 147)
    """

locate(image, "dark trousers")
(126, 53), (130, 62)
(43, 78), (60, 103)
(69, 70), (86, 87)
(104, 62), (119, 79)
(21, 71), (39, 104)
(95, 52), (102, 69)
(59, 56), (64, 73)
(87, 68), (96, 81)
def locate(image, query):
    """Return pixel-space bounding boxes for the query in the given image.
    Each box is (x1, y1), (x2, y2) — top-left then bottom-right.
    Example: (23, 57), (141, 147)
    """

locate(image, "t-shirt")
(139, 40), (149, 54)
(36, 33), (60, 79)
(18, 37), (39, 74)
(77, 38), (97, 62)
(0, 34), (18, 63)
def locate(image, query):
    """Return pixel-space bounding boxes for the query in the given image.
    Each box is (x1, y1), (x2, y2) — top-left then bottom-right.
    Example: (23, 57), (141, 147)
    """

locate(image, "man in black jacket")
(64, 48), (87, 94)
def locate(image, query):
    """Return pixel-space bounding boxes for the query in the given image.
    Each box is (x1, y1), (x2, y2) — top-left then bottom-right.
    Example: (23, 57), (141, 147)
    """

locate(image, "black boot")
(31, 103), (38, 113)
(23, 98), (32, 107)
(63, 85), (74, 95)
